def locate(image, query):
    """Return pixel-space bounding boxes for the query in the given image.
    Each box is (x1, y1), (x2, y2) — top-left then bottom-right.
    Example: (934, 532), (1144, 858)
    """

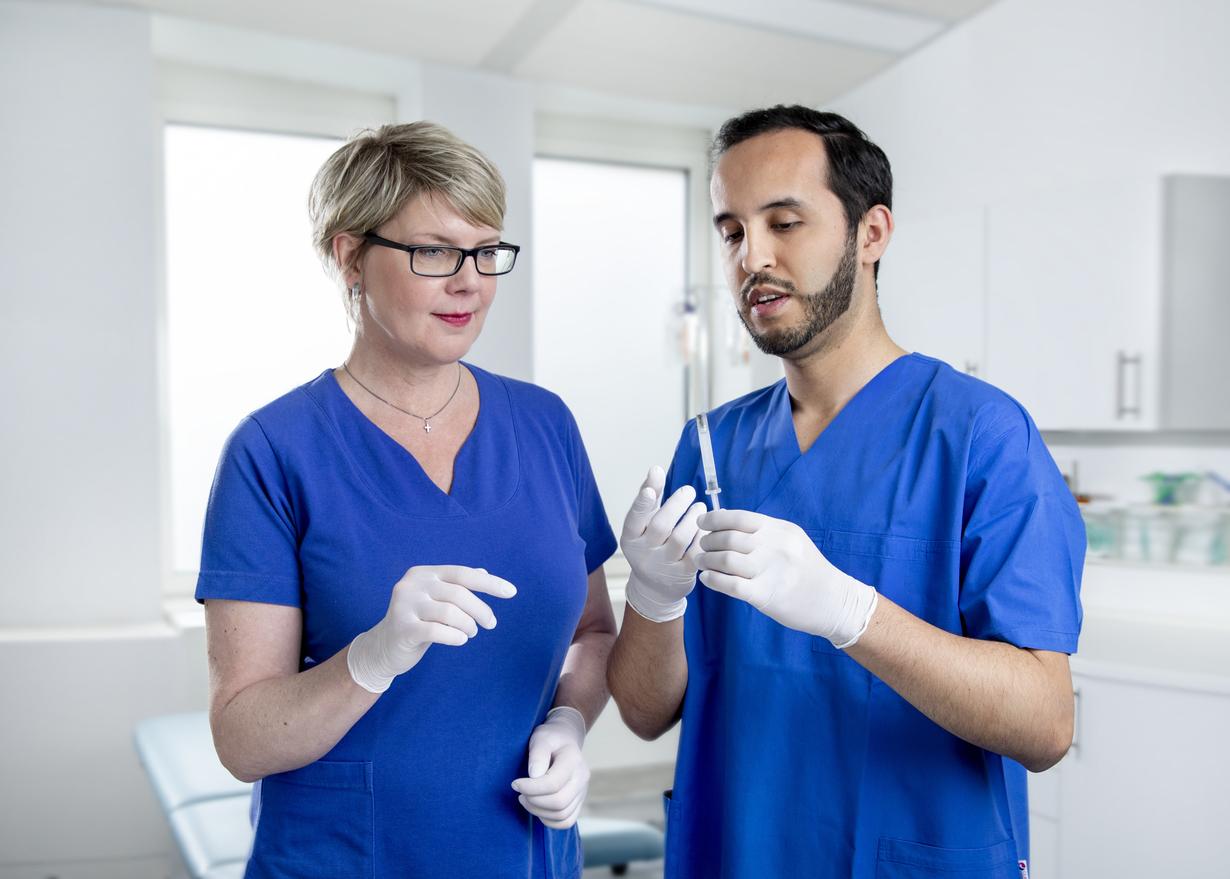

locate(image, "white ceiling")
(86, 0), (998, 110)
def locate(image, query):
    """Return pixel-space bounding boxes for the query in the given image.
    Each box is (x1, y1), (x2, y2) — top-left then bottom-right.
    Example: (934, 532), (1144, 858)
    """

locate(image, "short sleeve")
(195, 415), (302, 606)
(959, 404), (1085, 652)
(562, 410), (618, 574)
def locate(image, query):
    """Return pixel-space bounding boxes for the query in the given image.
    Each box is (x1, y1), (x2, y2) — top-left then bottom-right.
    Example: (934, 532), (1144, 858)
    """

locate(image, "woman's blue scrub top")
(196, 365), (616, 879)
(663, 353), (1084, 879)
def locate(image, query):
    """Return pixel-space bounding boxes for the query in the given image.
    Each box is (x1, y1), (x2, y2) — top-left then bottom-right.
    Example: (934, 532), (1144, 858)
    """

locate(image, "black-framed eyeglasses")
(363, 232), (521, 277)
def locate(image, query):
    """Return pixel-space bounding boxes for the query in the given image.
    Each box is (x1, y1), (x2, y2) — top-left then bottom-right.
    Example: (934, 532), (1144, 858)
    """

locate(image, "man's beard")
(737, 233), (858, 357)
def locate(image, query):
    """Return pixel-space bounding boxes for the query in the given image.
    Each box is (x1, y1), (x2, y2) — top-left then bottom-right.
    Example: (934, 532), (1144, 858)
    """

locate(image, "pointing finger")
(434, 566), (517, 599)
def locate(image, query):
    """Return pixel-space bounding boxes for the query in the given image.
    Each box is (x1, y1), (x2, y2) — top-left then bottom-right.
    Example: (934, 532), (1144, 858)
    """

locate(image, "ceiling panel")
(837, 0), (998, 23)
(624, 0), (945, 53)
(514, 0), (897, 110)
(97, 0), (544, 67)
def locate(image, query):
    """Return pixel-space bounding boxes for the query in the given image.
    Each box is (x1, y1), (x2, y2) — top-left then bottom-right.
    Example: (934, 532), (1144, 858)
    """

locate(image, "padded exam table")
(135, 712), (664, 878)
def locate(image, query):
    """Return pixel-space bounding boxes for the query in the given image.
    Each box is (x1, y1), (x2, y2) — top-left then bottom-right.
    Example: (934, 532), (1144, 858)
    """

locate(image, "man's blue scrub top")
(196, 366), (616, 879)
(663, 353), (1084, 879)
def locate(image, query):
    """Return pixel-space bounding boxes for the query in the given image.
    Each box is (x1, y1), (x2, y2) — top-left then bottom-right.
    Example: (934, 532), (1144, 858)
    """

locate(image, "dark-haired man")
(608, 106), (1084, 879)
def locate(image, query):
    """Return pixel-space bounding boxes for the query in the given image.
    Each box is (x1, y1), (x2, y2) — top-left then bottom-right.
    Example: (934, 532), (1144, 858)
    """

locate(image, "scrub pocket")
(820, 528), (960, 637)
(876, 837), (1018, 878)
(248, 760), (374, 879)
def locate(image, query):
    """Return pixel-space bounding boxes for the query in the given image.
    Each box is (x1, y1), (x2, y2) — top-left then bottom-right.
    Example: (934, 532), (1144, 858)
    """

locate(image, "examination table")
(135, 712), (665, 877)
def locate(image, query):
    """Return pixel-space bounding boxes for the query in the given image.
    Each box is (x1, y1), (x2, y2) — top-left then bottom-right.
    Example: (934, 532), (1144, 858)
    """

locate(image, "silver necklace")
(342, 362), (463, 435)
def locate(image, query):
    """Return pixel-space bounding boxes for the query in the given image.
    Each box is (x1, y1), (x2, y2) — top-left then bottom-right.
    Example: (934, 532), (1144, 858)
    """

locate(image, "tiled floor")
(580, 763), (671, 878)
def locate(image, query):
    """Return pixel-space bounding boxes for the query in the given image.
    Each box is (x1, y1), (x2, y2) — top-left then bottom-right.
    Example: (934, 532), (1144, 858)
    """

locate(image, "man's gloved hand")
(347, 565), (517, 693)
(511, 707), (590, 829)
(620, 466), (707, 623)
(696, 510), (878, 649)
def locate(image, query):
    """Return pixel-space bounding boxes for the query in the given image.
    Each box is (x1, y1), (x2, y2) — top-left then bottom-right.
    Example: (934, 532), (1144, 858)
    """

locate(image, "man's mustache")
(740, 273), (798, 303)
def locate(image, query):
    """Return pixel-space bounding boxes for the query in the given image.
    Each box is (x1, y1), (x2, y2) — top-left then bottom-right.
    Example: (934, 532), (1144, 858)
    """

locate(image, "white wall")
(0, 627), (210, 879)
(829, 0), (1230, 504)
(421, 63), (536, 380)
(831, 0), (1230, 213)
(0, 1), (162, 630)
(0, 7), (194, 874)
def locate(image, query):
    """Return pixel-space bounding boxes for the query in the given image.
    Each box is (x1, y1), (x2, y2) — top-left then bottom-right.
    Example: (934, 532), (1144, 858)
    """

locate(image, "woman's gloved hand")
(347, 565), (517, 693)
(696, 510), (879, 649)
(619, 466), (707, 623)
(512, 706), (590, 829)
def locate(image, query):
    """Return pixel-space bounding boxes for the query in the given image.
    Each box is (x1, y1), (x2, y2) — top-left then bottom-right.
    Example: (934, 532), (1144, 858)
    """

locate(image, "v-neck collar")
(767, 352), (917, 472)
(308, 363), (520, 519)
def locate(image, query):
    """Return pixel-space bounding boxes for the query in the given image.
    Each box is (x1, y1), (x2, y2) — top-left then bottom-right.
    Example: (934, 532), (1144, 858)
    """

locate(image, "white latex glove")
(696, 510), (878, 649)
(511, 706), (590, 829)
(619, 465), (707, 623)
(347, 565), (517, 693)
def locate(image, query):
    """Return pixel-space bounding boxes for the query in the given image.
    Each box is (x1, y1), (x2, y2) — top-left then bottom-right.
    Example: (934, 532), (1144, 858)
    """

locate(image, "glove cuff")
(545, 706), (588, 746)
(830, 576), (879, 650)
(347, 628), (394, 694)
(624, 572), (688, 623)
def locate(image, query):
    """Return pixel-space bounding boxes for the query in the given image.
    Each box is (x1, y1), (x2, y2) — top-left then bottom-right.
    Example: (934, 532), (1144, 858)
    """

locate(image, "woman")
(198, 121), (617, 878)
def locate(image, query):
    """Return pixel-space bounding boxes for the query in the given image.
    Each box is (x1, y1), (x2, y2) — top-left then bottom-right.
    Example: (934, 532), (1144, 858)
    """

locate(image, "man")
(608, 106), (1084, 879)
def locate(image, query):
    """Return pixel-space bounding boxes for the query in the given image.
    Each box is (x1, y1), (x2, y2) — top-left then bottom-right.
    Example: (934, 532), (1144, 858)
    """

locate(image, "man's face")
(711, 129), (860, 358)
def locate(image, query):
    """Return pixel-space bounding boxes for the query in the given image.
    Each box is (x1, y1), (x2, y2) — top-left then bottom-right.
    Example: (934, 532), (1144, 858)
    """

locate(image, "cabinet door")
(1058, 673), (1230, 878)
(1028, 814), (1060, 879)
(1161, 175), (1230, 429)
(986, 179), (1161, 430)
(879, 208), (985, 376)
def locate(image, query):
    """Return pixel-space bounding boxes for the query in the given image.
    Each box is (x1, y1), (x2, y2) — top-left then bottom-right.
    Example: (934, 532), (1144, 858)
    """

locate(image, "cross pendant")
(423, 421), (433, 434)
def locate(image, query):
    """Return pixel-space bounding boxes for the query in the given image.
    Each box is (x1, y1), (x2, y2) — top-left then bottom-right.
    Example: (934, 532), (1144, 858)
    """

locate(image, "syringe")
(695, 412), (722, 510)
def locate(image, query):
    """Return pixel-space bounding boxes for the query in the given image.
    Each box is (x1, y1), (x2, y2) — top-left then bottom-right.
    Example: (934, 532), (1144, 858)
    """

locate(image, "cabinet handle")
(1069, 687), (1081, 756)
(964, 361), (979, 376)
(1116, 351), (1142, 419)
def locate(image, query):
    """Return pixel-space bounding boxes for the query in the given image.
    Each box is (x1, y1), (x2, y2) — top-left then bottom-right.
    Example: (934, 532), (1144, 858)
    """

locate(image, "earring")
(350, 281), (361, 298)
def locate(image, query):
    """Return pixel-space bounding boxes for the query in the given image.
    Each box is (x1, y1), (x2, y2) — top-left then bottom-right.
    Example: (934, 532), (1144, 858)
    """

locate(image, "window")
(158, 61), (396, 591)
(533, 157), (690, 529)
(164, 124), (353, 576)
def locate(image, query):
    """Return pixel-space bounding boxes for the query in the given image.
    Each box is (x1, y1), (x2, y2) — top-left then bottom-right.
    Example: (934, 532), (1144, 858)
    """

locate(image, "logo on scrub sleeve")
(1018, 860), (1030, 879)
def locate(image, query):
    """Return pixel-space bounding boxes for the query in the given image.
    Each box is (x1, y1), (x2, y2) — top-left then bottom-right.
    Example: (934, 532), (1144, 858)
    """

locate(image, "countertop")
(1074, 562), (1230, 693)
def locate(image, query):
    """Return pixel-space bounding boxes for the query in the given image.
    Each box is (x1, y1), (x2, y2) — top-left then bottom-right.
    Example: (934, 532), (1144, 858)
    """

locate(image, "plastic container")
(1080, 503), (1122, 560)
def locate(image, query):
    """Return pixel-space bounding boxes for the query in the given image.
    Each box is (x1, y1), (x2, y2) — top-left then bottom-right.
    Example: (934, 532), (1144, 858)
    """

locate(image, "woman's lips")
(434, 312), (473, 327)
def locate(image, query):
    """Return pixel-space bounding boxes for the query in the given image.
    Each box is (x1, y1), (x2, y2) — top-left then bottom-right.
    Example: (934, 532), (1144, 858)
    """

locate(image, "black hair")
(711, 105), (893, 277)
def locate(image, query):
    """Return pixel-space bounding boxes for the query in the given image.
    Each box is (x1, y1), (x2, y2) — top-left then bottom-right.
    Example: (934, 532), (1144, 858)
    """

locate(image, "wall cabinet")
(1027, 667), (1230, 878)
(883, 176), (1230, 431)
(986, 178), (1162, 431)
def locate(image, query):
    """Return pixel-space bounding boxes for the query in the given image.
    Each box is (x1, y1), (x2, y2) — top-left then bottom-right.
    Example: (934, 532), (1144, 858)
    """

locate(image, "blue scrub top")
(196, 365), (616, 879)
(663, 353), (1084, 879)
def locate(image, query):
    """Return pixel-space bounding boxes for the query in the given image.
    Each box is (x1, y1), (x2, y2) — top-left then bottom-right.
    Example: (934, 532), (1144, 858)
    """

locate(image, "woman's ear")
(332, 232), (364, 287)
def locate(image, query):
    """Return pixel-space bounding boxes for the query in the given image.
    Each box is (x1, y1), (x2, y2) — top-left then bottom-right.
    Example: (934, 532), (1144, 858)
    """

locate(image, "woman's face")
(355, 192), (501, 368)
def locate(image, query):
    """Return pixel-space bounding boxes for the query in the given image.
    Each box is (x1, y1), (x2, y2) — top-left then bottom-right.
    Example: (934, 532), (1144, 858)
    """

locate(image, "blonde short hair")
(308, 121), (507, 312)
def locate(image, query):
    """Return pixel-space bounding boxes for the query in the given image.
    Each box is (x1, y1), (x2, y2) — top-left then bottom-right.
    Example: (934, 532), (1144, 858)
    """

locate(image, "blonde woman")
(198, 122), (617, 878)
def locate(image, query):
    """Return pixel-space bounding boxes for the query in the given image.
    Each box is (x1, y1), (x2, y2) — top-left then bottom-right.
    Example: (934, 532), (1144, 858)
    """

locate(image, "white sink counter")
(1073, 561), (1230, 693)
